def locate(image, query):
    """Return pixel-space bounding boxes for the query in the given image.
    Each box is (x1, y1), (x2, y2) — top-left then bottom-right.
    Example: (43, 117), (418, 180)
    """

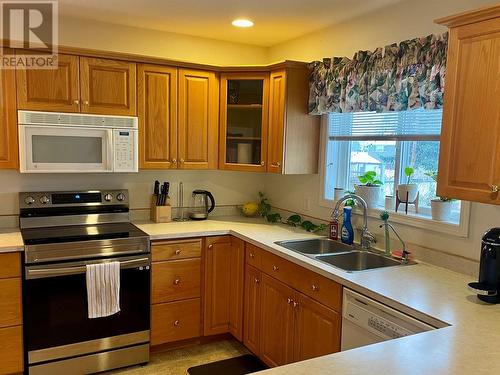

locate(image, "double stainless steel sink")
(274, 238), (415, 272)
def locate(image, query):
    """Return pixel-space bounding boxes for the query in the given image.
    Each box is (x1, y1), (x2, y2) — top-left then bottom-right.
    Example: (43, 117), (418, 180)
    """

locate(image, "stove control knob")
(24, 196), (35, 205)
(116, 193), (125, 202)
(104, 193), (113, 202)
(40, 195), (50, 204)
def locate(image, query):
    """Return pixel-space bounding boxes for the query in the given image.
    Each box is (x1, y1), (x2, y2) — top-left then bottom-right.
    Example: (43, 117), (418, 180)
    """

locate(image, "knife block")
(150, 195), (172, 223)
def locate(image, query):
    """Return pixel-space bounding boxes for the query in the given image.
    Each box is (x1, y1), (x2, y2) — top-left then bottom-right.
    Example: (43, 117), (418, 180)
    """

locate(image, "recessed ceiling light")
(232, 19), (254, 28)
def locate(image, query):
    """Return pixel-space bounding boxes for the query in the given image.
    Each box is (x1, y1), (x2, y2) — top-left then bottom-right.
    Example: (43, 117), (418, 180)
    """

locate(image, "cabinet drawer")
(152, 239), (202, 261)
(151, 298), (201, 346)
(0, 278), (21, 328)
(245, 243), (263, 268)
(260, 249), (341, 312)
(0, 252), (20, 279)
(152, 258), (201, 303)
(0, 325), (23, 374)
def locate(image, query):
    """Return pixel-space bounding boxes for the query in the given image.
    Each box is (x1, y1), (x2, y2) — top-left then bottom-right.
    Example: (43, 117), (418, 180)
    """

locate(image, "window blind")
(328, 109), (442, 141)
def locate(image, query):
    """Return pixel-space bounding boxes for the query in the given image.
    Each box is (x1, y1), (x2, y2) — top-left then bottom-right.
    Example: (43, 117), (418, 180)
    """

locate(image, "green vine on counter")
(258, 192), (326, 233)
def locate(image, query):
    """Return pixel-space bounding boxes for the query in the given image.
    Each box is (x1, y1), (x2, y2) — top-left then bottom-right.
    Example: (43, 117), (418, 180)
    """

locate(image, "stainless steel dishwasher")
(341, 288), (435, 350)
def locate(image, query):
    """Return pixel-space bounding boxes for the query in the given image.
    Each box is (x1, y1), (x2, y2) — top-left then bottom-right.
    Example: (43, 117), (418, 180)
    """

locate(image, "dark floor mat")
(187, 354), (268, 375)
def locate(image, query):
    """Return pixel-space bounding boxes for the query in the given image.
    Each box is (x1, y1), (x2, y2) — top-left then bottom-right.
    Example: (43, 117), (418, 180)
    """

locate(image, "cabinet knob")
(287, 298), (293, 305)
(74, 100), (79, 105)
(311, 284), (319, 292)
(492, 185), (499, 193)
(271, 161), (281, 168)
(172, 158), (177, 164)
(173, 278), (181, 285)
(261, 161), (265, 166)
(208, 244), (213, 249)
(249, 253), (255, 258)
(175, 249), (181, 255)
(83, 100), (89, 105)
(254, 277), (259, 284)
(293, 301), (299, 308)
(174, 320), (180, 326)
(180, 158), (185, 163)
(272, 265), (279, 271)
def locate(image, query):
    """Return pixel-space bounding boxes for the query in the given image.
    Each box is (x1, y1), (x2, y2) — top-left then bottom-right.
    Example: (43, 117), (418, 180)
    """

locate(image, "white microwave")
(18, 111), (138, 173)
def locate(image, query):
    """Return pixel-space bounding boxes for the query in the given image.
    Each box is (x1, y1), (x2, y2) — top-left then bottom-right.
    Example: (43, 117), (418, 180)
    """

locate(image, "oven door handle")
(25, 257), (150, 279)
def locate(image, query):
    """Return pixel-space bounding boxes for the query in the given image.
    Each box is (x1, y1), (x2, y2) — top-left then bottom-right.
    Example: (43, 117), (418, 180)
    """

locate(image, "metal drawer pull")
(173, 278), (181, 285)
(311, 284), (319, 292)
(208, 244), (213, 249)
(287, 298), (293, 304)
(273, 265), (279, 271)
(74, 100), (79, 105)
(175, 249), (181, 255)
(249, 253), (255, 258)
(293, 301), (299, 308)
(254, 277), (259, 284)
(25, 257), (150, 279)
(492, 185), (499, 193)
(174, 320), (180, 326)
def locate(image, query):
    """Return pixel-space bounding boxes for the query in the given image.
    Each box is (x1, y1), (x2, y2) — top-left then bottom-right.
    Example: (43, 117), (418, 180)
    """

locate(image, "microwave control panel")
(113, 129), (138, 172)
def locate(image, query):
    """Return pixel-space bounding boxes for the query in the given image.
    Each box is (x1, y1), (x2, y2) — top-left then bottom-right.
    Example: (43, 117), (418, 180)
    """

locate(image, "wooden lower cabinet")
(243, 265), (261, 355)
(152, 258), (201, 303)
(203, 236), (244, 338)
(259, 274), (296, 367)
(294, 293), (341, 361)
(151, 298), (201, 345)
(0, 325), (23, 374)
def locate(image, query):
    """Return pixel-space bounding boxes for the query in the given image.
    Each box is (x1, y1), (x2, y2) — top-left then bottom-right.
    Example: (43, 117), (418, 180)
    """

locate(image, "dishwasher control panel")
(368, 316), (411, 339)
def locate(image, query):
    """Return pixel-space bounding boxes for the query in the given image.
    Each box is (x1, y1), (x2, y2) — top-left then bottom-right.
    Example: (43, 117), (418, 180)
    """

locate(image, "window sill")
(321, 198), (471, 238)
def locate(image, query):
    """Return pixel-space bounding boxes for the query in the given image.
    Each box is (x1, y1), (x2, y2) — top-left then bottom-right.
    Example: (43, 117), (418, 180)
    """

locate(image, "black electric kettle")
(189, 190), (215, 220)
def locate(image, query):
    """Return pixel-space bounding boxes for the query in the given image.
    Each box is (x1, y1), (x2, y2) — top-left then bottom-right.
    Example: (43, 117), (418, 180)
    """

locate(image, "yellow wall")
(59, 16), (269, 66)
(268, 0), (497, 62)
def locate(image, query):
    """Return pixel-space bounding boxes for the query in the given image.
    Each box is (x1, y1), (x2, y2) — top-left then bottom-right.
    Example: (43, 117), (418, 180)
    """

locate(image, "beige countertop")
(0, 229), (24, 253)
(136, 216), (500, 375)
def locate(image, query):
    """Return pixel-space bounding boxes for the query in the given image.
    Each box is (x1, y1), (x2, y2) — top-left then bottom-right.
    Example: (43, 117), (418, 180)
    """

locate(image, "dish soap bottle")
(341, 206), (354, 245)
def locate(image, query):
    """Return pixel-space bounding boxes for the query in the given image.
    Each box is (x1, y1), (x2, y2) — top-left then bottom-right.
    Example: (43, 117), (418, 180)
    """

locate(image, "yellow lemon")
(241, 202), (259, 217)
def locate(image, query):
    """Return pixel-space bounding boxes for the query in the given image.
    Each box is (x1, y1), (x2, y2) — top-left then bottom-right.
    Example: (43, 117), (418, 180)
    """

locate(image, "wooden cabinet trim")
(1, 49), (19, 169)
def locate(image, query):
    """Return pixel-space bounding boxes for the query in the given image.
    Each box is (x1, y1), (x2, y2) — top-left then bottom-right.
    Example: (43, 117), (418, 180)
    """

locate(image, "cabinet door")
(244, 265), (261, 355)
(80, 57), (137, 115)
(0, 51), (18, 169)
(203, 236), (232, 335)
(178, 69), (218, 169)
(0, 326), (23, 374)
(437, 17), (500, 203)
(294, 293), (341, 362)
(138, 64), (178, 169)
(16, 53), (80, 112)
(219, 73), (269, 172)
(228, 237), (245, 341)
(267, 70), (286, 174)
(259, 274), (295, 367)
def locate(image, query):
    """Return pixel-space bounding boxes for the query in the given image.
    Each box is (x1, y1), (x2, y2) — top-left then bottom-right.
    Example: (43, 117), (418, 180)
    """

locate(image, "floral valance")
(308, 33), (448, 114)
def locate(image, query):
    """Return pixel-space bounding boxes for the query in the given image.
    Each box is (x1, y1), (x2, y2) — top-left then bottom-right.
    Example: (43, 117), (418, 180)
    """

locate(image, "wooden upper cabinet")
(80, 57), (137, 115)
(294, 293), (341, 362)
(219, 73), (269, 172)
(16, 53), (80, 112)
(0, 50), (18, 169)
(436, 6), (500, 203)
(267, 67), (320, 174)
(138, 64), (178, 169)
(178, 69), (218, 169)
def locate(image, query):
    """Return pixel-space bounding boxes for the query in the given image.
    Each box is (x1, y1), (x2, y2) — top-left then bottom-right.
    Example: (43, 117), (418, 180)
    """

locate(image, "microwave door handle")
(106, 129), (114, 171)
(25, 257), (150, 279)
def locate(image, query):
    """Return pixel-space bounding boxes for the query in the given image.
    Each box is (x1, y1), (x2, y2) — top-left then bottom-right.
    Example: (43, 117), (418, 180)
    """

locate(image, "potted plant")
(425, 171), (454, 221)
(354, 171), (383, 208)
(396, 167), (419, 203)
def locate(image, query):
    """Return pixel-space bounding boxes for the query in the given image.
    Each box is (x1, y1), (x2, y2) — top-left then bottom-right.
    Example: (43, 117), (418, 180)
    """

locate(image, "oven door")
(19, 125), (114, 173)
(23, 255), (150, 365)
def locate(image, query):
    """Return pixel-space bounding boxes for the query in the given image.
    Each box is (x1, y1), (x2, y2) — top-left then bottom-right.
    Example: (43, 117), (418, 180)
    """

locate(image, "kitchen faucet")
(332, 194), (376, 250)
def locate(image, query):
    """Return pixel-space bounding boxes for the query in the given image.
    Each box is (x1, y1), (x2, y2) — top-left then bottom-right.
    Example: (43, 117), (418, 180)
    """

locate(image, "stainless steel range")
(19, 190), (150, 375)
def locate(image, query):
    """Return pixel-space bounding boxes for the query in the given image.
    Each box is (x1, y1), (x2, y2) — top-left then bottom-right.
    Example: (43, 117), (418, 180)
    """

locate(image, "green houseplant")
(396, 166), (419, 204)
(425, 171), (454, 221)
(354, 171), (383, 208)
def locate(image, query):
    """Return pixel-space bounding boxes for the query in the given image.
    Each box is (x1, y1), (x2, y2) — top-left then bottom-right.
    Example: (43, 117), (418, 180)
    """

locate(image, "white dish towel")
(86, 261), (121, 319)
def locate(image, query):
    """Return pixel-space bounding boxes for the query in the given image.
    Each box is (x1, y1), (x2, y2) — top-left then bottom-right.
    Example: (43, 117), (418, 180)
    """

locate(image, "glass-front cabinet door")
(219, 73), (269, 172)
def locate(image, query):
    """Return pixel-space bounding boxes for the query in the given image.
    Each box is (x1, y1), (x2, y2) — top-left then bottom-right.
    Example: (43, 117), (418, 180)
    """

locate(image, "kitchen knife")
(160, 183), (166, 206)
(154, 180), (160, 206)
(162, 182), (168, 206)
(165, 182), (170, 199)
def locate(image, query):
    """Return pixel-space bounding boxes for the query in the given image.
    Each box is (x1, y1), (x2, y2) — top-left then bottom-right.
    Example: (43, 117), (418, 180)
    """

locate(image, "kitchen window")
(320, 109), (470, 235)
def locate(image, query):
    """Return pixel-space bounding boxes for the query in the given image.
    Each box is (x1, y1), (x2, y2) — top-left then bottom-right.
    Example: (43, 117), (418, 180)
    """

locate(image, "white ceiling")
(57, 0), (407, 47)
